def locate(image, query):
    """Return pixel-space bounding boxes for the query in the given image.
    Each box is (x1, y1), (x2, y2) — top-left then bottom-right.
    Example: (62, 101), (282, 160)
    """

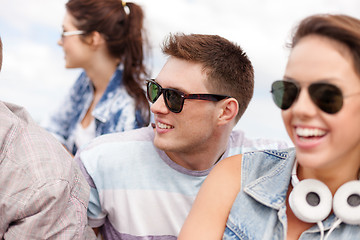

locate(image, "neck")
(296, 158), (360, 195)
(166, 133), (230, 171)
(84, 54), (119, 94)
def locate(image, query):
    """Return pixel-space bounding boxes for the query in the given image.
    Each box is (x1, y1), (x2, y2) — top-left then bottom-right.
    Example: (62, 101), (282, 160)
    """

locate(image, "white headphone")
(289, 161), (360, 240)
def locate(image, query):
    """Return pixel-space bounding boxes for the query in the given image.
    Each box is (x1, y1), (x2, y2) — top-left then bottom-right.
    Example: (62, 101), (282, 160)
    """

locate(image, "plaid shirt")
(0, 101), (95, 240)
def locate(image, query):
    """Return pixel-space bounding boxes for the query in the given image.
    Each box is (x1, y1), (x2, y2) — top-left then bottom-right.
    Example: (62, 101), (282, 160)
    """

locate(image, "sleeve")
(74, 151), (107, 228)
(3, 180), (94, 240)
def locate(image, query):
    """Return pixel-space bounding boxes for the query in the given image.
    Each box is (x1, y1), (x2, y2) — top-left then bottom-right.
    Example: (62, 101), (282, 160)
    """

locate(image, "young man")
(0, 37), (95, 239)
(75, 33), (287, 239)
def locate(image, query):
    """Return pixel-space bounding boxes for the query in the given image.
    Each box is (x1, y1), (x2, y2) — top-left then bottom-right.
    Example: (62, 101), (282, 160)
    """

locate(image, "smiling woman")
(179, 13), (360, 240)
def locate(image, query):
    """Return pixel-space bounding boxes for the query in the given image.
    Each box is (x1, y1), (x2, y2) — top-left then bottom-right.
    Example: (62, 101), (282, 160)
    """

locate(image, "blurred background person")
(41, 0), (150, 155)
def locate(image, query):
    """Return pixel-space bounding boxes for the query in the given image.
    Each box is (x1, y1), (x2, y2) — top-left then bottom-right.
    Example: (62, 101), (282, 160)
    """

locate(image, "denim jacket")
(41, 69), (147, 155)
(223, 148), (360, 240)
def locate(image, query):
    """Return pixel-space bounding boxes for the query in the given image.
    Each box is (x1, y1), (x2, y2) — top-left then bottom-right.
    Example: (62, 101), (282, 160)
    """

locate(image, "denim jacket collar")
(244, 149), (294, 210)
(91, 69), (123, 123)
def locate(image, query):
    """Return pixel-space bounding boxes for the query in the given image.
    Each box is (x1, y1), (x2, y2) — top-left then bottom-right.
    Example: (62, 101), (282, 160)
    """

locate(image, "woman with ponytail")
(42, 0), (150, 155)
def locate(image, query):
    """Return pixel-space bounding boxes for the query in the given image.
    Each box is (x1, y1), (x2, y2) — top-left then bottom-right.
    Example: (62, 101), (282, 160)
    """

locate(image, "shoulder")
(242, 148), (294, 166)
(85, 125), (154, 149)
(62, 71), (90, 97)
(241, 148), (295, 183)
(79, 126), (154, 161)
(0, 101), (72, 168)
(0, 102), (23, 154)
(205, 154), (243, 193)
(0, 102), (88, 199)
(179, 154), (243, 239)
(55, 72), (91, 114)
(76, 126), (155, 177)
(229, 129), (289, 152)
(196, 154), (243, 208)
(213, 154), (242, 176)
(218, 143), (291, 180)
(107, 68), (124, 89)
(73, 71), (89, 88)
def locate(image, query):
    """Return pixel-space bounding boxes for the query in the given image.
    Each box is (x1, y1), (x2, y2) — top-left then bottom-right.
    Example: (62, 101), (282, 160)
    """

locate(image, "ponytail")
(121, 2), (150, 125)
(66, 0), (150, 126)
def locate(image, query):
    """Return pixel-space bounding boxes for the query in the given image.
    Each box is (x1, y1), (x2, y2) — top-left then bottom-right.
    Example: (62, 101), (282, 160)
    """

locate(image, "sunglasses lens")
(147, 82), (160, 103)
(309, 83), (343, 114)
(271, 81), (299, 110)
(164, 90), (183, 113)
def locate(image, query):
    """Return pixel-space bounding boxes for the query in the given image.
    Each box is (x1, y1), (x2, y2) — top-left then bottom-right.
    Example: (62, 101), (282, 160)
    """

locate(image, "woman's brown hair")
(66, 0), (150, 125)
(291, 14), (360, 77)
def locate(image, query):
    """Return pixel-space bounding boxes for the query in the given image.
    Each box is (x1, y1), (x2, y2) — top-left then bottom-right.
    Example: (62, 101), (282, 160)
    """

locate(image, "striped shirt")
(76, 126), (287, 239)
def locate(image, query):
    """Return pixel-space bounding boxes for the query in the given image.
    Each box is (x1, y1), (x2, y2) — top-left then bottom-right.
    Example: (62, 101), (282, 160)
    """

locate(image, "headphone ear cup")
(333, 180), (360, 225)
(289, 179), (333, 223)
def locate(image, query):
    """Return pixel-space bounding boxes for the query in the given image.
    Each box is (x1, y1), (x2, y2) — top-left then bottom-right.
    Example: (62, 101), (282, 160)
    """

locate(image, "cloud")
(0, 0), (66, 30)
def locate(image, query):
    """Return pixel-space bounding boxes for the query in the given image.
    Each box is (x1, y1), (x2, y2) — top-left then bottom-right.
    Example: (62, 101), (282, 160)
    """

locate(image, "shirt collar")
(92, 69), (123, 122)
(244, 149), (295, 210)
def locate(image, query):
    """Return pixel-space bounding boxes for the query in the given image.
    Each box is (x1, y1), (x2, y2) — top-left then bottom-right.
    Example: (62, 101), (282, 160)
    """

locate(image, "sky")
(1, 0), (360, 145)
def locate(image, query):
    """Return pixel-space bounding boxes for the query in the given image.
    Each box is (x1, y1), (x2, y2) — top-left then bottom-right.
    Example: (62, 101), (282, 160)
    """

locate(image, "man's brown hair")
(162, 33), (254, 122)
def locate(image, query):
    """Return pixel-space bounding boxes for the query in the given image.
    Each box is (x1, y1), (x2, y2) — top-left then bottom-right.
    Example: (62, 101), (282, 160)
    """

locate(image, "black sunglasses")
(271, 80), (359, 114)
(146, 79), (231, 113)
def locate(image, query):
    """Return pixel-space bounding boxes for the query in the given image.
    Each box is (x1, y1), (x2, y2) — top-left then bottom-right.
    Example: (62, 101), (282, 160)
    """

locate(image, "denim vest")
(223, 148), (360, 240)
(41, 69), (147, 155)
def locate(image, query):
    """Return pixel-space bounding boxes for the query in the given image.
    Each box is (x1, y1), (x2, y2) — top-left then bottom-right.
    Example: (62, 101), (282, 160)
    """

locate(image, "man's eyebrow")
(154, 79), (188, 93)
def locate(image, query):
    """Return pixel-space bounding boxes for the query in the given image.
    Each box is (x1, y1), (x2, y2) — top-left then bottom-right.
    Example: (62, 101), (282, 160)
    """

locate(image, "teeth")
(296, 127), (326, 137)
(157, 122), (173, 129)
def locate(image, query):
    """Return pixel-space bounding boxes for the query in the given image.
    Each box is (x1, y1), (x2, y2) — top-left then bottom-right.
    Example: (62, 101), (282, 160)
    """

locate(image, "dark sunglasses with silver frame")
(146, 79), (231, 113)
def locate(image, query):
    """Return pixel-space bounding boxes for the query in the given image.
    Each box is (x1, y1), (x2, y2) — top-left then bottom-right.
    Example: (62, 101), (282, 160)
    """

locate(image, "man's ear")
(217, 98), (239, 126)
